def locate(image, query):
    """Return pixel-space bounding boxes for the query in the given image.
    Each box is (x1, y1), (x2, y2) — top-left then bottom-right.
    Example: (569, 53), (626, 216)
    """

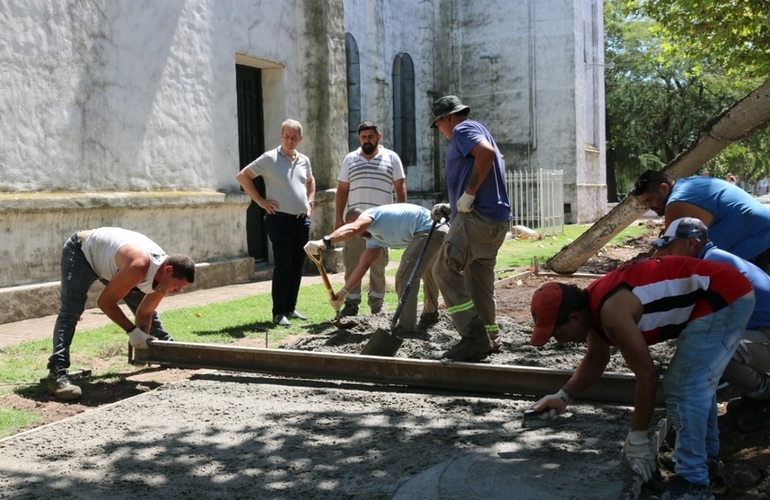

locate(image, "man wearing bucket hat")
(529, 257), (754, 500)
(428, 95), (512, 362)
(653, 217), (770, 433)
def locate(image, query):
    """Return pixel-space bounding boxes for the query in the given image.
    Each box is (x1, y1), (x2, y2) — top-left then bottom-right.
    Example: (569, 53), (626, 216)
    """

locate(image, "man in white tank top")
(47, 227), (196, 401)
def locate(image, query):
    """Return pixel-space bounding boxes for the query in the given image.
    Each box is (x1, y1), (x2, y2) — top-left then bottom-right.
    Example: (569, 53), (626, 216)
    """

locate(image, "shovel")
(361, 219), (441, 357)
(305, 248), (357, 329)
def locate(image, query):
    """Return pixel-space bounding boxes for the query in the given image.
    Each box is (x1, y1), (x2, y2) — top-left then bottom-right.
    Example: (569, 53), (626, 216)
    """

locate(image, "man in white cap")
(653, 217), (770, 432)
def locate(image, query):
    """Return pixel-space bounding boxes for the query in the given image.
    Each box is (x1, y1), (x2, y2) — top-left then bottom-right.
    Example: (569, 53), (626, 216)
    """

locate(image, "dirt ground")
(3, 221), (770, 498)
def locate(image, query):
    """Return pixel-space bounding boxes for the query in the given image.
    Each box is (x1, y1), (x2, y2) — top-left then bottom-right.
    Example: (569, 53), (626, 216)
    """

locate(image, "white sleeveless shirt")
(80, 228), (167, 294)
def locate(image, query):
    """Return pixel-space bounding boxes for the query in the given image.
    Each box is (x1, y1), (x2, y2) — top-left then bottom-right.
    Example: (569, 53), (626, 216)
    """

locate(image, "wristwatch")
(323, 235), (333, 248)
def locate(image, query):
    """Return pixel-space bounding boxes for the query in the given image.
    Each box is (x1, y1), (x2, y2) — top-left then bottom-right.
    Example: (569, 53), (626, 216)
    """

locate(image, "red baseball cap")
(530, 282), (579, 346)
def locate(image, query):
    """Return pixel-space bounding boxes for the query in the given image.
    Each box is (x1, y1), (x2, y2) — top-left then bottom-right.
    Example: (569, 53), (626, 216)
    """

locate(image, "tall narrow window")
(392, 53), (415, 165)
(345, 33), (361, 151)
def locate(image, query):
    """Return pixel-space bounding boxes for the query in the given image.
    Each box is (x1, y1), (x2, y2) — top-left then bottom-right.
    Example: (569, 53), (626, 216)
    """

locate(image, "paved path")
(0, 270), (351, 349)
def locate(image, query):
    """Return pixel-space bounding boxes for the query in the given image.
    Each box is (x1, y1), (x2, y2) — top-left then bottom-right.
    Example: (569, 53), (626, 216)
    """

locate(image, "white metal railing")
(505, 169), (564, 236)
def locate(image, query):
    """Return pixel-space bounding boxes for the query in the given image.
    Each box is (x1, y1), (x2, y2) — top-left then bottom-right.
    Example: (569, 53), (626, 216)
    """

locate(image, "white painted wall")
(0, 0), (302, 193)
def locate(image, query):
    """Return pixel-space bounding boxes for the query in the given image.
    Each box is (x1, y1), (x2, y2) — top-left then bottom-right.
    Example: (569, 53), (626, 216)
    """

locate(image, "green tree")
(631, 0), (770, 78)
(604, 0), (769, 196)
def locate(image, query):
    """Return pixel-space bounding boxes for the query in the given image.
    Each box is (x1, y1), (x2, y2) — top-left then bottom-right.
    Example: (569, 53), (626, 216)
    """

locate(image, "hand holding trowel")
(521, 388), (571, 428)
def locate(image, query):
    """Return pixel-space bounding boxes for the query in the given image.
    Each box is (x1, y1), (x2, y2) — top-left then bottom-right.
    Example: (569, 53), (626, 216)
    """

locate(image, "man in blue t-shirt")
(429, 95), (512, 362)
(305, 204), (448, 334)
(653, 217), (770, 432)
(633, 169), (770, 272)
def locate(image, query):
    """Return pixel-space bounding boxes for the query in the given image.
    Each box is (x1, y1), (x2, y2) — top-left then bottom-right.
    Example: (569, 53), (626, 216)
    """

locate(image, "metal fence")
(505, 169), (564, 236)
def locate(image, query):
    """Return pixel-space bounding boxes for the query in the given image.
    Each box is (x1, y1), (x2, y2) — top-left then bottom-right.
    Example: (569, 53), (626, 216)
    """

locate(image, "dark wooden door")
(236, 65), (267, 261)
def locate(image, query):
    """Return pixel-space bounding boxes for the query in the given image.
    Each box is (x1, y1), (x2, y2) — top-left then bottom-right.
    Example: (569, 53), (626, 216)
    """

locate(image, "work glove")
(534, 389), (571, 420)
(457, 192), (475, 213)
(128, 327), (154, 349)
(304, 239), (325, 255)
(431, 203), (451, 222)
(330, 288), (348, 311)
(623, 430), (657, 482)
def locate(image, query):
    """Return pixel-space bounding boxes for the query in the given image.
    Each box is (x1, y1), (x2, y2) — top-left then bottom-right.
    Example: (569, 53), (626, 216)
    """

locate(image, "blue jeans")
(47, 233), (171, 370)
(663, 291), (755, 486)
(264, 213), (310, 317)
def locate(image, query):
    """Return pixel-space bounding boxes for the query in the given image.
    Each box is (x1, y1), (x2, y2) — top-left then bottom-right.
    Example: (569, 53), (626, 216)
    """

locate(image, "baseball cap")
(529, 282), (581, 346)
(651, 217), (708, 249)
(430, 95), (471, 128)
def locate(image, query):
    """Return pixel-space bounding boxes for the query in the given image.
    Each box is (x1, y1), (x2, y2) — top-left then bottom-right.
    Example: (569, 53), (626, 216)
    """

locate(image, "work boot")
(659, 476), (715, 500)
(46, 367), (82, 401)
(369, 298), (384, 315)
(736, 400), (770, 432)
(340, 303), (359, 318)
(417, 312), (440, 331)
(442, 336), (493, 362)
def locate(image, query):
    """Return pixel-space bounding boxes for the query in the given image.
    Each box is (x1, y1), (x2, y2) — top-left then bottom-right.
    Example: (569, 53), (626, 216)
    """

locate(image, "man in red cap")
(529, 257), (754, 500)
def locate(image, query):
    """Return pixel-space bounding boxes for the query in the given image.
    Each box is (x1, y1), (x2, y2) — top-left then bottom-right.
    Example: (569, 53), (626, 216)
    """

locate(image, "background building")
(0, 0), (606, 322)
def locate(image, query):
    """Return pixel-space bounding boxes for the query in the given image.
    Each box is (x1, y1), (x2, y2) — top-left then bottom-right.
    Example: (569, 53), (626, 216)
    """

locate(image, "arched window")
(345, 33), (361, 152)
(392, 53), (415, 165)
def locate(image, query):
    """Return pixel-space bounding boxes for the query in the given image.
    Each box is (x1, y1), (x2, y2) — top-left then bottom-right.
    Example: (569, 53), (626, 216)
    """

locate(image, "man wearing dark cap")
(653, 217), (770, 433)
(529, 257), (754, 500)
(632, 169), (770, 272)
(428, 95), (512, 362)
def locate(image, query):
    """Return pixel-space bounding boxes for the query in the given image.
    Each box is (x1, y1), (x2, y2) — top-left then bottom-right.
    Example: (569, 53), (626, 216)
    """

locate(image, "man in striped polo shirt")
(529, 257), (755, 500)
(335, 121), (407, 317)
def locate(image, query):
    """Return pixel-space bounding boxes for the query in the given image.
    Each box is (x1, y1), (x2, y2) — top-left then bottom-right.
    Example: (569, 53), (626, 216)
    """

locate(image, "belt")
(270, 212), (307, 219)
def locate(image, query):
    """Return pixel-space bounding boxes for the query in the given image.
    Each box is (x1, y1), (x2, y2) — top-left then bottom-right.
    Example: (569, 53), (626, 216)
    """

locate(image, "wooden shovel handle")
(305, 250), (336, 299)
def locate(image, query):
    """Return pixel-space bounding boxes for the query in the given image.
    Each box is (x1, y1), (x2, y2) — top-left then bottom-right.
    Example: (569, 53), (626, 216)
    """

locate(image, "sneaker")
(442, 336), (493, 362)
(340, 303), (359, 318)
(289, 310), (308, 320)
(417, 312), (440, 331)
(736, 401), (770, 432)
(659, 476), (714, 500)
(46, 368), (82, 401)
(273, 315), (291, 326)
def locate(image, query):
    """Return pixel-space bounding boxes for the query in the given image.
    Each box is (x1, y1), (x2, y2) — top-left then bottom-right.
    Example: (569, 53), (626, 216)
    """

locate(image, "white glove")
(128, 327), (154, 349)
(623, 430), (657, 482)
(330, 288), (348, 311)
(304, 239), (325, 255)
(457, 192), (476, 212)
(430, 203), (451, 222)
(534, 389), (571, 419)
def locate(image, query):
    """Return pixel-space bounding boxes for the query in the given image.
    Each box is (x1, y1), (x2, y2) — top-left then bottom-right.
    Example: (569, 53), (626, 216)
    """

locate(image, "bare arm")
(344, 248), (383, 291)
(393, 178), (407, 203)
(97, 246), (151, 333)
(306, 174), (316, 216)
(236, 166), (279, 214)
(562, 331), (611, 400)
(335, 181), (350, 229)
(664, 201), (715, 229)
(465, 140), (497, 194)
(329, 217), (373, 244)
(134, 292), (164, 333)
(599, 290), (659, 431)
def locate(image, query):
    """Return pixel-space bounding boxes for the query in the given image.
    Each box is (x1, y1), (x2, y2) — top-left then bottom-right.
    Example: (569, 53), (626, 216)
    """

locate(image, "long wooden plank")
(130, 340), (664, 405)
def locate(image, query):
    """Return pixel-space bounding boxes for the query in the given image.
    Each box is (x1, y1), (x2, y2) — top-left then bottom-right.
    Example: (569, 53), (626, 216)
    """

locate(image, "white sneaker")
(273, 315), (290, 326)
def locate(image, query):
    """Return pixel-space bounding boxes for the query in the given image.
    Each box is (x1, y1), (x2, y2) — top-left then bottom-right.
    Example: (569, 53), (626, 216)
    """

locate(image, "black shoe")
(340, 303), (359, 318)
(46, 367), (82, 401)
(417, 312), (440, 331)
(736, 401), (770, 432)
(659, 476), (715, 500)
(442, 337), (493, 362)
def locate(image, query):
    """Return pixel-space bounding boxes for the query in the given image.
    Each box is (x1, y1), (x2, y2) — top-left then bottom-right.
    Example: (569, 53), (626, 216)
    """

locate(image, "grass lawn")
(0, 222), (652, 437)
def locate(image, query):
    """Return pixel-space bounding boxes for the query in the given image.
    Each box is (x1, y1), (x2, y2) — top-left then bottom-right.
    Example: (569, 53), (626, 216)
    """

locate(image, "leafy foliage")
(631, 0), (770, 78)
(605, 0), (770, 193)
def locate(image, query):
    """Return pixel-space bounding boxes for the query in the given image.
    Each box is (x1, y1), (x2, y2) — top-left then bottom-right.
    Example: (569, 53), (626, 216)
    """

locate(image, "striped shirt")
(586, 256), (752, 345)
(339, 147), (405, 213)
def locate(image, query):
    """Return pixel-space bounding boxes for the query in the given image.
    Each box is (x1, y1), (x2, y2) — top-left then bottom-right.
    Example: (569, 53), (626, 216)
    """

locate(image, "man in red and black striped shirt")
(529, 256), (754, 500)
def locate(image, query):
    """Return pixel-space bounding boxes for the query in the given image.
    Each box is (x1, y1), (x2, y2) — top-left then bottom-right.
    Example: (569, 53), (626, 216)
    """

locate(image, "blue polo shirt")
(699, 241), (770, 329)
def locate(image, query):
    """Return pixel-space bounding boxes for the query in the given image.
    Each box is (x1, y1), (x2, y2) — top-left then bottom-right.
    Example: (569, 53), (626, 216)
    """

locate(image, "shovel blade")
(360, 328), (403, 357)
